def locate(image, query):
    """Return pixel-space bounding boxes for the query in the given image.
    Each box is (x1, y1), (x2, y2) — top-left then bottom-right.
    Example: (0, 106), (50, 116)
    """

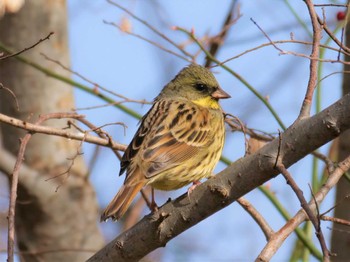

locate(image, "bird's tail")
(101, 180), (145, 222)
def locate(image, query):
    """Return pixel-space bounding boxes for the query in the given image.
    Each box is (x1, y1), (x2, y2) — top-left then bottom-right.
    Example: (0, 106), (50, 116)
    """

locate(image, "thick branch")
(88, 93), (350, 261)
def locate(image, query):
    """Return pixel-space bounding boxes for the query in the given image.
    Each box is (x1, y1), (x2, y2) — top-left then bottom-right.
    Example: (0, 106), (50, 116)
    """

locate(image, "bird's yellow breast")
(191, 96), (221, 109)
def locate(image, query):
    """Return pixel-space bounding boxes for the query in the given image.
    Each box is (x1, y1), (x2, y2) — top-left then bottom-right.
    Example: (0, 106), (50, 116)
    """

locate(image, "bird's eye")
(195, 83), (207, 92)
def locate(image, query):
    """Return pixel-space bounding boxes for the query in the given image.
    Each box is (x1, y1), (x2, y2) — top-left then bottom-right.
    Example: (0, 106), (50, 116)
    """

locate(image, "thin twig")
(7, 136), (30, 262)
(225, 117), (275, 142)
(317, 14), (350, 54)
(312, 151), (335, 174)
(44, 139), (85, 193)
(87, 145), (102, 177)
(205, 0), (239, 67)
(317, 70), (350, 88)
(250, 18), (283, 53)
(237, 197), (274, 241)
(224, 113), (249, 153)
(257, 155), (350, 261)
(320, 215), (350, 226)
(73, 100), (150, 112)
(314, 4), (349, 7)
(103, 21), (192, 63)
(320, 195), (350, 216)
(106, 0), (193, 59)
(0, 32), (54, 60)
(0, 83), (19, 111)
(41, 53), (152, 105)
(276, 163), (330, 259)
(220, 39), (350, 65)
(73, 118), (127, 159)
(0, 42), (143, 119)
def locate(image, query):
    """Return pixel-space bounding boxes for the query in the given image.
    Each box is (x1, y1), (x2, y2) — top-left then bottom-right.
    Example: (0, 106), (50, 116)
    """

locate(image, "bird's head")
(160, 64), (230, 109)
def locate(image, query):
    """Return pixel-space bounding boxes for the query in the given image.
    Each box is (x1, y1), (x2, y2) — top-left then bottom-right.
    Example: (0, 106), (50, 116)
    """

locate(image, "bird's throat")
(191, 96), (220, 109)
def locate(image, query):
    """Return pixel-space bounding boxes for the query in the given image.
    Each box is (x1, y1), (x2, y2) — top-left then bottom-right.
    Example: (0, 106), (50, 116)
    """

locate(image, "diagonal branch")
(0, 32), (53, 60)
(87, 93), (350, 262)
(256, 154), (350, 261)
(237, 197), (274, 241)
(276, 164), (330, 259)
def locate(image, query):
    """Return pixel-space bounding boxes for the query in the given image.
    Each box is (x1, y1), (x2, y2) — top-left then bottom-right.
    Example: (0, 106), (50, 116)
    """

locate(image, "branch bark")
(88, 93), (350, 261)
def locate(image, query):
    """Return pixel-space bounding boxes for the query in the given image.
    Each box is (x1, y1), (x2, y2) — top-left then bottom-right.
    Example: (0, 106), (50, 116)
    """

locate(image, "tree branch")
(276, 164), (330, 259)
(88, 93), (350, 262)
(0, 112), (126, 151)
(256, 154), (350, 261)
(0, 32), (53, 60)
(298, 0), (322, 118)
(237, 197), (274, 241)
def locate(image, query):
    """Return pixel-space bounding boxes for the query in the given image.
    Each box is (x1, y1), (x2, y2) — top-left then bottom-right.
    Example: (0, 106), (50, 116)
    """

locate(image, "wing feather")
(120, 99), (216, 180)
(141, 100), (213, 178)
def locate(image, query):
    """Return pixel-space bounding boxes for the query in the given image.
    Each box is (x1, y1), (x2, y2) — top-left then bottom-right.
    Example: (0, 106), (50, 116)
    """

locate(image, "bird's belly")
(148, 147), (222, 191)
(149, 168), (212, 191)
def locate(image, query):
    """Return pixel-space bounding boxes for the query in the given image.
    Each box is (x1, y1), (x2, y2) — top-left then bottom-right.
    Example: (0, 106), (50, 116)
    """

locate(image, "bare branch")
(0, 112), (126, 151)
(237, 197), (274, 241)
(0, 83), (19, 111)
(41, 53), (152, 105)
(205, 1), (240, 67)
(88, 93), (350, 262)
(314, 4), (349, 7)
(250, 18), (283, 53)
(220, 39), (350, 65)
(7, 134), (30, 262)
(317, 14), (350, 54)
(298, 0), (323, 119)
(256, 155), (350, 261)
(276, 164), (330, 259)
(103, 21), (192, 63)
(0, 32), (53, 60)
(106, 0), (193, 59)
(320, 215), (350, 226)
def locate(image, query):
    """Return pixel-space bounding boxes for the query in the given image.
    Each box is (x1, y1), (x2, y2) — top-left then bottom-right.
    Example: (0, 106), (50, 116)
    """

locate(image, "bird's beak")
(211, 87), (231, 99)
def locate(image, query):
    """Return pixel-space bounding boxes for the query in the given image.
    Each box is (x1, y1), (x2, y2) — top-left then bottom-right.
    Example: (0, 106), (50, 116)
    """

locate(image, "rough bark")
(88, 93), (350, 262)
(0, 1), (104, 261)
(330, 18), (350, 261)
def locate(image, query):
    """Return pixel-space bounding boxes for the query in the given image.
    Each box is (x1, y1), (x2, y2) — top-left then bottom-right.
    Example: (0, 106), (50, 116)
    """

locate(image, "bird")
(101, 64), (230, 221)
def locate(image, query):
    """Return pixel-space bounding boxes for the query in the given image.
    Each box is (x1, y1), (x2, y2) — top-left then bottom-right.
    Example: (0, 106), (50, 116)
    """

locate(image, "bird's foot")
(150, 188), (158, 212)
(150, 200), (159, 212)
(187, 180), (201, 197)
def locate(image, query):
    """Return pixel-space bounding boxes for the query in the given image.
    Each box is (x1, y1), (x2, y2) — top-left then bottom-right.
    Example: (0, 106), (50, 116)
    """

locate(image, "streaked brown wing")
(120, 100), (170, 176)
(140, 100), (214, 178)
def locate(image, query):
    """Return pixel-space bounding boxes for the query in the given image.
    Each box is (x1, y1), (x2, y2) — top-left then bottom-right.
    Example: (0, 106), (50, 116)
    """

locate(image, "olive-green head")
(158, 64), (230, 109)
